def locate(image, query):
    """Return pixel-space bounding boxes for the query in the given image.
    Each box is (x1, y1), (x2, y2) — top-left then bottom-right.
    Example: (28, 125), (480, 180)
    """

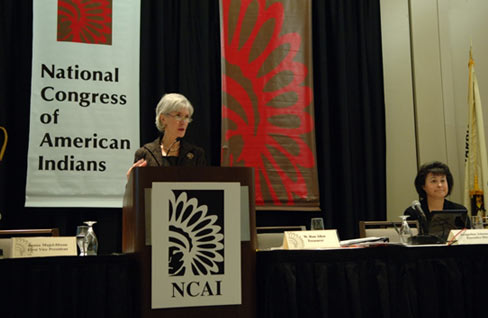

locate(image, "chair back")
(359, 221), (419, 243)
(257, 225), (306, 250)
(0, 228), (59, 238)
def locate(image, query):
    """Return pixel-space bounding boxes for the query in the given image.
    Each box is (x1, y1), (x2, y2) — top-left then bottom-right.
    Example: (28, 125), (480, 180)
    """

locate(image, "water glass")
(84, 221), (98, 256)
(398, 215), (413, 244)
(470, 215), (484, 229)
(310, 217), (325, 230)
(76, 225), (88, 256)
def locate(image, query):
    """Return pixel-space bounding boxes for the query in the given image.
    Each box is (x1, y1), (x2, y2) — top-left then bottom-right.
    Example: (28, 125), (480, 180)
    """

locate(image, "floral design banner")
(25, 0), (140, 207)
(220, 0), (319, 209)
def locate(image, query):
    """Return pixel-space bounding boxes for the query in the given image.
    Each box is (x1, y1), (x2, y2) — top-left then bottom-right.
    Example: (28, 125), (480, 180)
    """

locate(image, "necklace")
(161, 140), (180, 155)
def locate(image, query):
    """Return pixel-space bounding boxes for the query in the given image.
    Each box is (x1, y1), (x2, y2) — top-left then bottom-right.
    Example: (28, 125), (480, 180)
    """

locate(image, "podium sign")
(122, 167), (256, 318)
(151, 182), (241, 308)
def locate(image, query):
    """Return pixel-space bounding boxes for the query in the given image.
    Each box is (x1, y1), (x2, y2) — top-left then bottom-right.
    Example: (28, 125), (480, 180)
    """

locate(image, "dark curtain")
(312, 0), (386, 238)
(139, 0), (222, 164)
(0, 255), (136, 318)
(258, 246), (488, 318)
(0, 0), (384, 250)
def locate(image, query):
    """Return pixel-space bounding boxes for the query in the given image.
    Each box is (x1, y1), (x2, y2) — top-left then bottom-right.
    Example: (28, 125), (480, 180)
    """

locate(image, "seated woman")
(404, 161), (466, 222)
(127, 93), (206, 178)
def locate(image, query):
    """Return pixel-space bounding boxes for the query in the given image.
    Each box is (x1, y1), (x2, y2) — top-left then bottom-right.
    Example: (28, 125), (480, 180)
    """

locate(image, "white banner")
(151, 182), (242, 309)
(26, 0), (140, 207)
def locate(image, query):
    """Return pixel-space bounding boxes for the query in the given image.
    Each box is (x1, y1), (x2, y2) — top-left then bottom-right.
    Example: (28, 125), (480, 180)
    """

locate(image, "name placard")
(283, 230), (341, 249)
(9, 237), (77, 258)
(448, 229), (488, 245)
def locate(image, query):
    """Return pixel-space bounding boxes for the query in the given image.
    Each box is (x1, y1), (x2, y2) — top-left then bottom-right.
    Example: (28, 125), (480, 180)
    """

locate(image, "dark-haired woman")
(404, 161), (466, 221)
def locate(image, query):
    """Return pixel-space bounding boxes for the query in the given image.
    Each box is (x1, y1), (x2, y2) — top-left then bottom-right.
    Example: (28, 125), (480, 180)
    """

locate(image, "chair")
(0, 228), (59, 238)
(0, 228), (60, 258)
(257, 225), (306, 250)
(359, 221), (419, 243)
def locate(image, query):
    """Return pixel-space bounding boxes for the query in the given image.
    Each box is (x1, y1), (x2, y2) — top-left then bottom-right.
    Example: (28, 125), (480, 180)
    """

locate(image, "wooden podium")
(122, 167), (256, 318)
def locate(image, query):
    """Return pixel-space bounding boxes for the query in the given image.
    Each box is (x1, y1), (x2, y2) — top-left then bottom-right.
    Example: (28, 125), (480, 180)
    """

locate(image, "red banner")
(220, 0), (319, 209)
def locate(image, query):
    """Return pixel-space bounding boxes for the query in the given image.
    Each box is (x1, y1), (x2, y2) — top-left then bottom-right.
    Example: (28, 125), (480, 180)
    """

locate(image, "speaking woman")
(126, 93), (206, 178)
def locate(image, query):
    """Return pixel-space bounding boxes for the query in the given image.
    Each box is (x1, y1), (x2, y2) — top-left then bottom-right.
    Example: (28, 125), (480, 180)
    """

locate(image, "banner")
(464, 48), (488, 217)
(220, 0), (319, 209)
(25, 0), (140, 207)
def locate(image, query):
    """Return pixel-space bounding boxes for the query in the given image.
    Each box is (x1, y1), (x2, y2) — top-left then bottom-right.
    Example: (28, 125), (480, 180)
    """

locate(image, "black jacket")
(133, 136), (207, 167)
(404, 198), (467, 222)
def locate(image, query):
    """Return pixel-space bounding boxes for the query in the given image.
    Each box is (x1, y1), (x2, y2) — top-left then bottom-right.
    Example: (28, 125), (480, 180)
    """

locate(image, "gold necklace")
(161, 141), (179, 154)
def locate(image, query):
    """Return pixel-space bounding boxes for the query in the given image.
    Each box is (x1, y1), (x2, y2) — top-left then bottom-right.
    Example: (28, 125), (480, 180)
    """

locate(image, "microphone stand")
(408, 200), (445, 245)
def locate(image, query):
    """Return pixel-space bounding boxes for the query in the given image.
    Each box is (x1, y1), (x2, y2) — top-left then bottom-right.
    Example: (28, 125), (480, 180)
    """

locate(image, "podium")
(122, 167), (256, 318)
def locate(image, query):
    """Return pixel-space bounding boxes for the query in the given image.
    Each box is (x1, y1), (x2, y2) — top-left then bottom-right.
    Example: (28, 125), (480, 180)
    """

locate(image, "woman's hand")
(126, 158), (147, 180)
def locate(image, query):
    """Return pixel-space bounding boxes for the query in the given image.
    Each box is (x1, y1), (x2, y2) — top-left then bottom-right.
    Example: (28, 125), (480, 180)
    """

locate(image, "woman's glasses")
(166, 113), (193, 123)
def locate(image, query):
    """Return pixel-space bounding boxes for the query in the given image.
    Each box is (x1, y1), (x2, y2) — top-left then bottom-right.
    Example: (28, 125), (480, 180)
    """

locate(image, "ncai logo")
(168, 190), (224, 297)
(57, 0), (112, 45)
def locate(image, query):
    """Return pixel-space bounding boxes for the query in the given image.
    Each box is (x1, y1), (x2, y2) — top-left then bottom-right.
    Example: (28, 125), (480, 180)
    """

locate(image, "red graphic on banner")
(57, 0), (112, 45)
(221, 0), (315, 206)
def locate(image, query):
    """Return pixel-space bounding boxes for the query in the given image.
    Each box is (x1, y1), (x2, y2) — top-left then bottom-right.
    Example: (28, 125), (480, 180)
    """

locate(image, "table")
(0, 254), (136, 318)
(257, 245), (488, 318)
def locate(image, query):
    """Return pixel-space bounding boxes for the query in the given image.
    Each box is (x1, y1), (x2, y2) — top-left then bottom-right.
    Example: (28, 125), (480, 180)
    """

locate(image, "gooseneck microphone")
(164, 137), (182, 157)
(411, 200), (428, 235)
(408, 200), (444, 244)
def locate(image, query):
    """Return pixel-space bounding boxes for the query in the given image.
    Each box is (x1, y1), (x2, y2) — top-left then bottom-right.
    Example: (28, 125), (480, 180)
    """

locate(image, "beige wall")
(380, 0), (418, 219)
(381, 0), (488, 220)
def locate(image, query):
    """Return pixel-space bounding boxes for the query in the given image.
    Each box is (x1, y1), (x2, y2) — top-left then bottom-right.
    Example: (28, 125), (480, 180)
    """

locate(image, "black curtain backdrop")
(139, 0), (222, 162)
(0, 0), (385, 252)
(312, 0), (386, 238)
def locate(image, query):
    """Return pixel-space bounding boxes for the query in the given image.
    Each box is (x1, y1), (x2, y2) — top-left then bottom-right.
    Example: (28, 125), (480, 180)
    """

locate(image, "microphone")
(411, 200), (427, 235)
(165, 137), (181, 157)
(407, 200), (444, 245)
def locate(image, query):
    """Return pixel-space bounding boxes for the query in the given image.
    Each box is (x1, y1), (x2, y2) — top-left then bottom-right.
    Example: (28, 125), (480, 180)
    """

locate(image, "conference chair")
(359, 221), (419, 243)
(0, 228), (60, 238)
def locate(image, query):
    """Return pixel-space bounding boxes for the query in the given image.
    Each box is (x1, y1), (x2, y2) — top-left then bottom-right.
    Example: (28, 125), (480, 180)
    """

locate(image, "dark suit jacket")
(133, 136), (207, 167)
(404, 198), (467, 222)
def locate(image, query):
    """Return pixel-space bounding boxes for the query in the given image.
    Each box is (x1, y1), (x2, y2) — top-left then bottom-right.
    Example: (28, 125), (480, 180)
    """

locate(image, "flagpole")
(464, 47), (488, 217)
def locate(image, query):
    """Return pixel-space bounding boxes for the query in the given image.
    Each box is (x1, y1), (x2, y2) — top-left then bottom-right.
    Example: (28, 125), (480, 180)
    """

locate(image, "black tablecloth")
(257, 245), (488, 318)
(0, 254), (136, 318)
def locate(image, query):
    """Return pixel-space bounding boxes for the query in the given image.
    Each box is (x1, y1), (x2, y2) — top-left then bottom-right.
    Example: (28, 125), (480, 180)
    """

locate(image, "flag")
(464, 48), (488, 217)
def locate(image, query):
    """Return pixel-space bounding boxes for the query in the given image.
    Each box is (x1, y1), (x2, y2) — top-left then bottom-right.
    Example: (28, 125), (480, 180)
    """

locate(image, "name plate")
(283, 230), (341, 249)
(8, 237), (77, 258)
(448, 229), (488, 245)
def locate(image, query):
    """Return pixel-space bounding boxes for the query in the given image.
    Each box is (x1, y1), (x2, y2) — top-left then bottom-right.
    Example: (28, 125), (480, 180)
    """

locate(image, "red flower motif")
(57, 0), (112, 45)
(221, 0), (316, 206)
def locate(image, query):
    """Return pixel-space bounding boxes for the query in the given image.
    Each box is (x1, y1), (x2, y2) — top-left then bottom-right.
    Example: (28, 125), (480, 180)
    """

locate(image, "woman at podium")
(404, 161), (466, 221)
(127, 93), (206, 177)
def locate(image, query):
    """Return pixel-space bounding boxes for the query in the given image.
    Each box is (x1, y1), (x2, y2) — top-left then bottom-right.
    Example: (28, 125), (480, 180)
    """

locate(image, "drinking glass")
(470, 215), (484, 229)
(398, 215), (413, 244)
(310, 217), (325, 230)
(76, 225), (88, 256)
(84, 221), (98, 256)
